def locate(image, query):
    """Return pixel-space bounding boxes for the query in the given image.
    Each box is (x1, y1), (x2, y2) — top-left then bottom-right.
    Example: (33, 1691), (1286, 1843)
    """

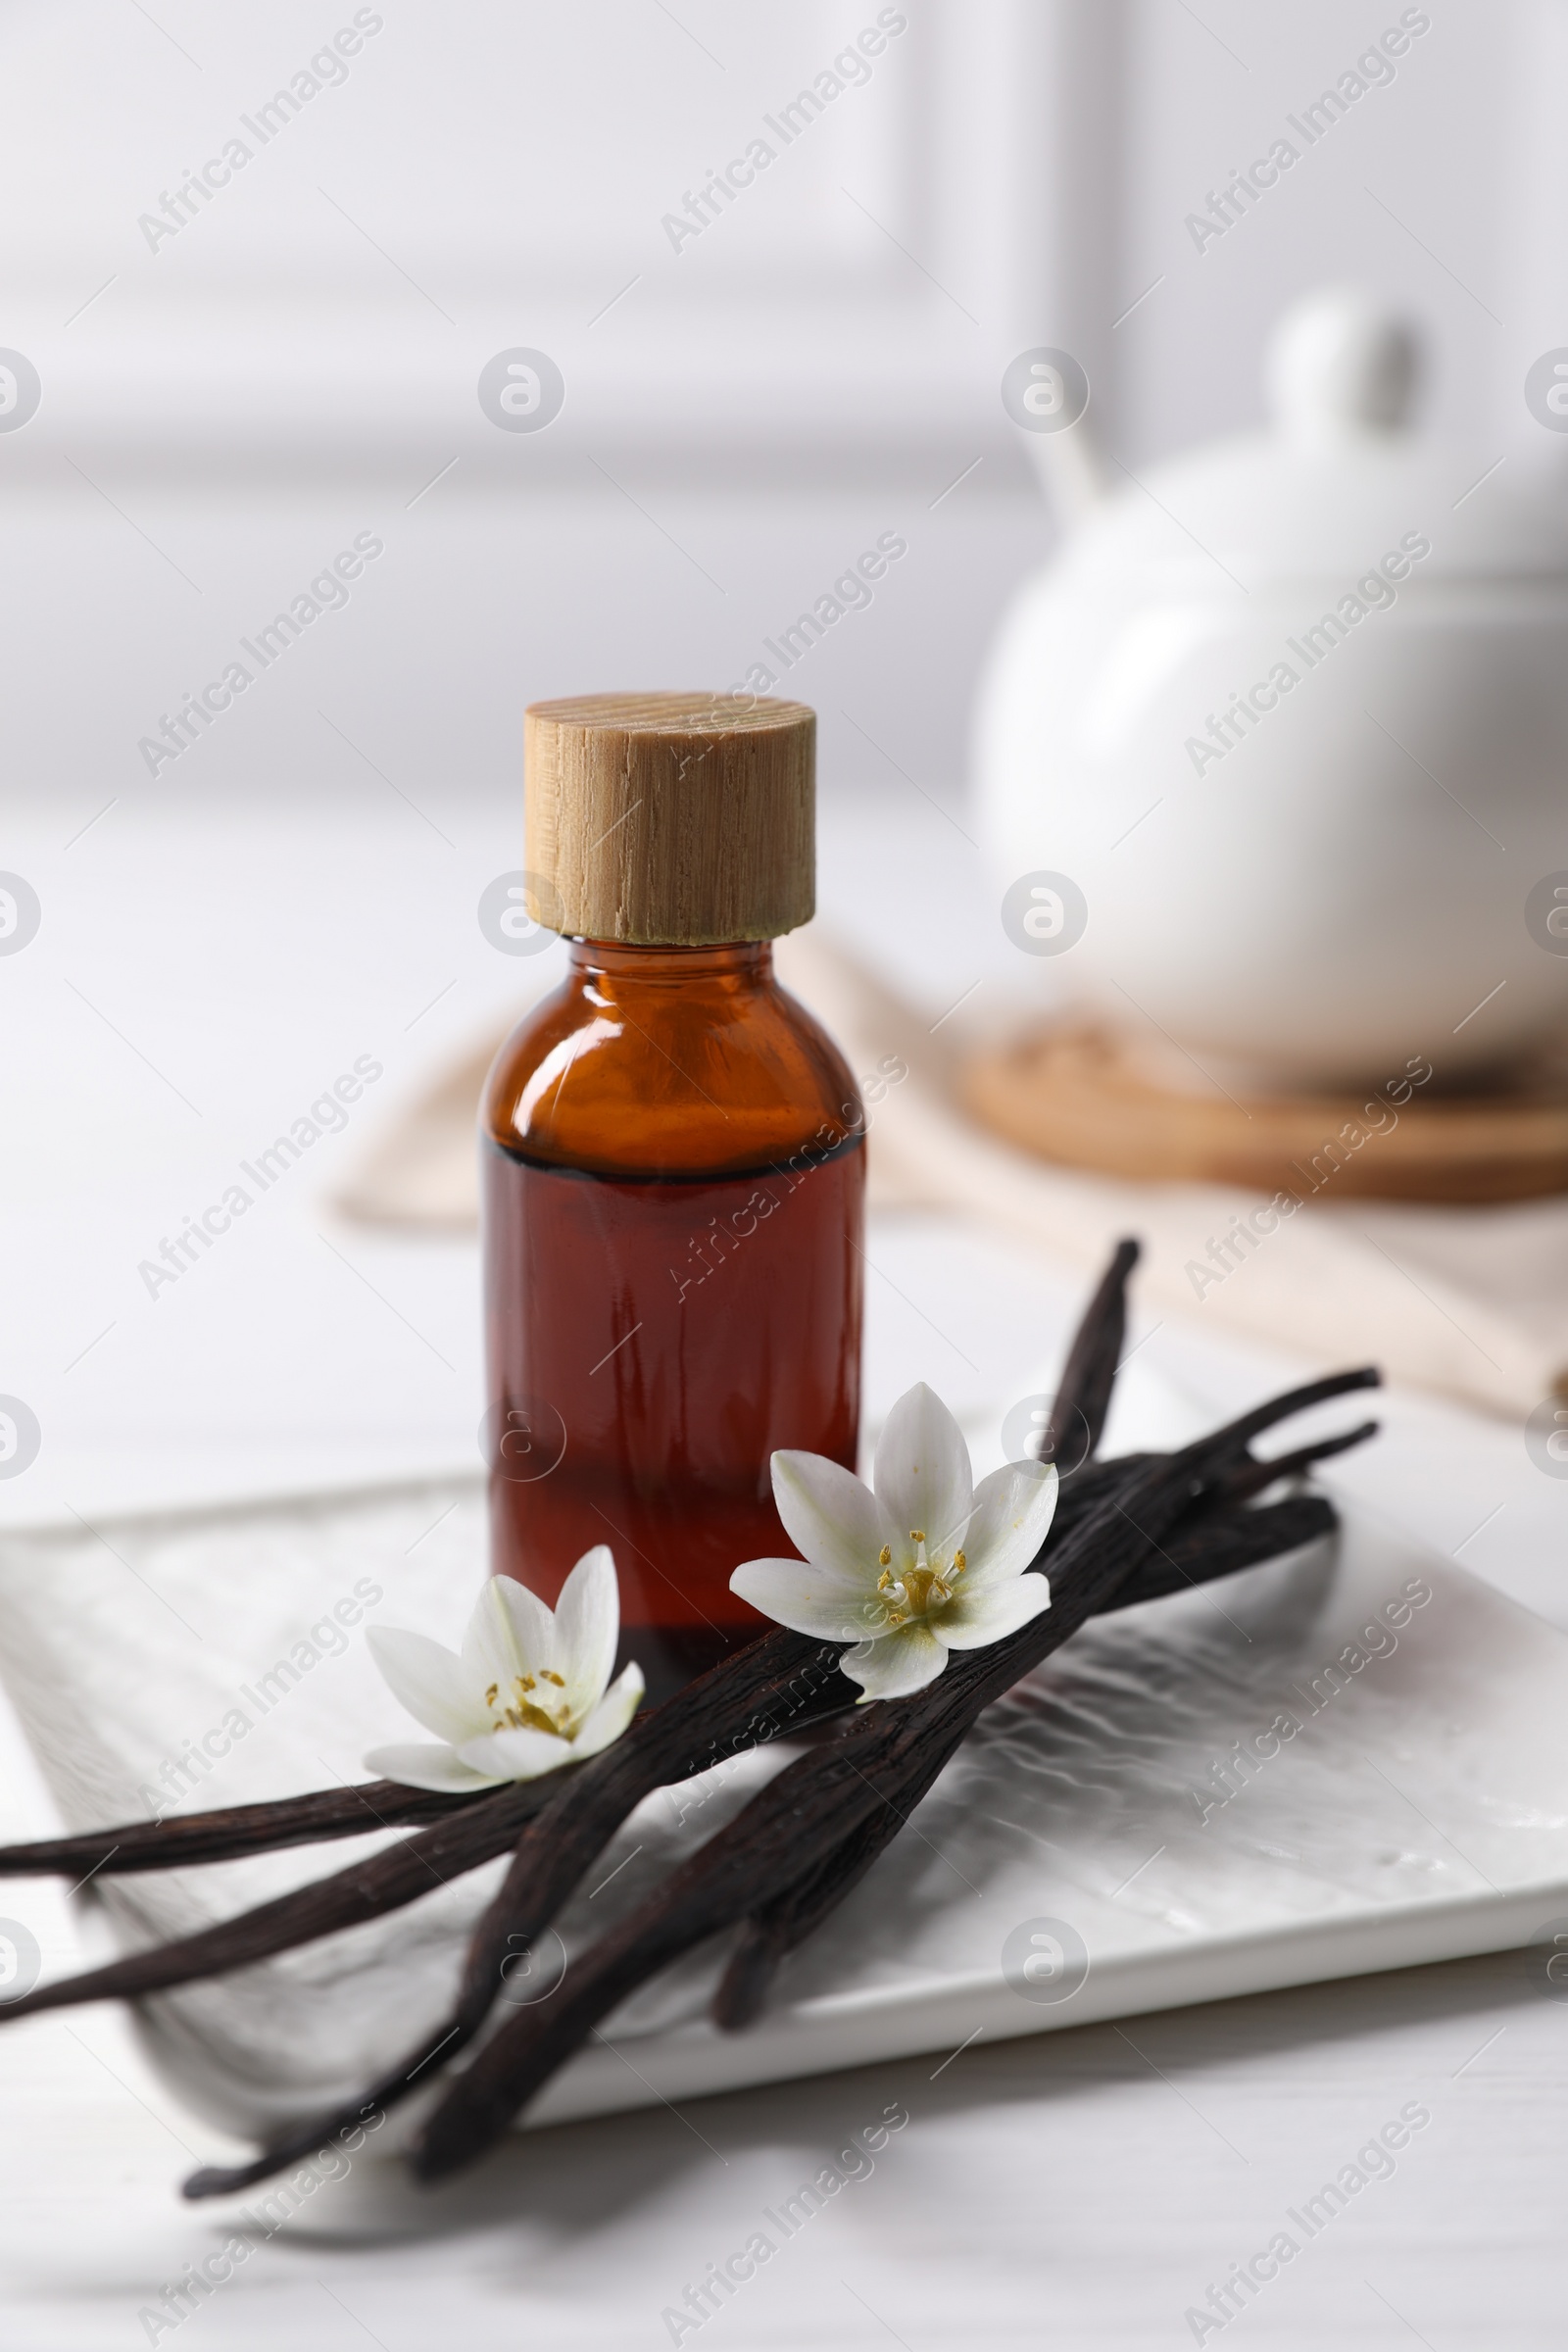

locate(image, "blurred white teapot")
(974, 289), (1568, 1092)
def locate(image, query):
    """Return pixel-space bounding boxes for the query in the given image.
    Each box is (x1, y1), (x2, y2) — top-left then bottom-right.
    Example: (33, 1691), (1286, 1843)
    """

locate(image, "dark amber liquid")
(481, 940), (864, 1703)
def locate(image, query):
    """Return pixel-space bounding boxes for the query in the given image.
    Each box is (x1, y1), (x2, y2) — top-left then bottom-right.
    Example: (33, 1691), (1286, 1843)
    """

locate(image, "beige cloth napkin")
(336, 929), (1567, 1419)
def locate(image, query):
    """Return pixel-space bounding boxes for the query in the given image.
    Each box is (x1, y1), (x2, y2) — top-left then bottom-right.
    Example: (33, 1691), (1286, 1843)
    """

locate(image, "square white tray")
(1, 1464), (1564, 2146)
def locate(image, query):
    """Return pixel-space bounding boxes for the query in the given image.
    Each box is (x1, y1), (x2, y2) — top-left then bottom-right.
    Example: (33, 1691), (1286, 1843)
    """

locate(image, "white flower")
(364, 1546), (645, 1793)
(730, 1382), (1057, 1701)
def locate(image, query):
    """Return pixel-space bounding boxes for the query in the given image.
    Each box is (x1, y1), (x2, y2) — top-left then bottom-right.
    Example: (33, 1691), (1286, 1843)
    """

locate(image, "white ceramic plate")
(0, 1454), (1564, 2146)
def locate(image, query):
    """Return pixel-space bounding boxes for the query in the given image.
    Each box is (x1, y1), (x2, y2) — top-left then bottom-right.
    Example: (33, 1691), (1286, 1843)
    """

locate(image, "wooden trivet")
(962, 1025), (1568, 1203)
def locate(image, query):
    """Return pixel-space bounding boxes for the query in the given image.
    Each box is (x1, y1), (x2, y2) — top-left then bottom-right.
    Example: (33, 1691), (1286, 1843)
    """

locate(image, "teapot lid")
(1072, 288), (1568, 588)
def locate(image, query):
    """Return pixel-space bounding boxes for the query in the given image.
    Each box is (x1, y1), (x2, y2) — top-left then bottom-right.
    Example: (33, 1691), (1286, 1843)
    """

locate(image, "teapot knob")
(1265, 286), (1419, 443)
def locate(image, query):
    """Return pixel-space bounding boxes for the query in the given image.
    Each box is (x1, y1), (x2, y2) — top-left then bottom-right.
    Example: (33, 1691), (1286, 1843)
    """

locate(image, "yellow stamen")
(954, 1551), (966, 1574)
(540, 1669), (565, 1687)
(909, 1529), (925, 1544)
(878, 1544), (891, 1567)
(484, 1683), (498, 1707)
(499, 1696), (567, 1737)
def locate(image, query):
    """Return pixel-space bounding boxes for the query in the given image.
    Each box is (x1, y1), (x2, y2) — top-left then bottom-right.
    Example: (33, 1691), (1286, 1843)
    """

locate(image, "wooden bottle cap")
(523, 692), (815, 945)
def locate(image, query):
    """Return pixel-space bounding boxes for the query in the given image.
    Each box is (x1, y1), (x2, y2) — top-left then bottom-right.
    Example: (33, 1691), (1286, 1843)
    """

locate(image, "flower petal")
(730, 1557), (890, 1643)
(960, 1461), (1058, 1587)
(770, 1450), (886, 1581)
(841, 1620), (950, 1701)
(463, 1576), (555, 1690)
(458, 1725), (574, 1782)
(570, 1661), (645, 1758)
(873, 1384), (973, 1569)
(552, 1544), (619, 1716)
(460, 1587), (511, 1688)
(363, 1741), (501, 1794)
(367, 1627), (484, 1744)
(937, 1572), (1052, 1648)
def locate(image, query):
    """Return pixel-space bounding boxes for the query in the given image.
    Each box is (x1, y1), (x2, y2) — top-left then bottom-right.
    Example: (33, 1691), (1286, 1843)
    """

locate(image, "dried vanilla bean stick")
(411, 1466), (1187, 2178)
(0, 1781), (489, 1882)
(0, 1645), (844, 1890)
(183, 1439), (1362, 2199)
(0, 1780), (552, 2023)
(710, 1234), (1263, 2031)
(1050, 1418), (1375, 1527)
(710, 1483), (1345, 2031)
(181, 1630), (855, 2198)
(4, 1607), (930, 2030)
(1213, 1420), (1377, 1503)
(1035, 1237), (1139, 1473)
(411, 1366), (1378, 2179)
(1, 1628), (850, 2029)
(54, 1405), (1356, 2043)
(711, 1721), (966, 2035)
(708, 1258), (1373, 2033)
(186, 1420), (1325, 2191)
(185, 1264), (1365, 2196)
(182, 1472), (1325, 2200)
(1131, 1488), (1339, 1597)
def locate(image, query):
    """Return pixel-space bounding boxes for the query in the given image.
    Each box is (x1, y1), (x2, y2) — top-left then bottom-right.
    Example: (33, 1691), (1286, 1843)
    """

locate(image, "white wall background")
(0, 0), (1551, 824)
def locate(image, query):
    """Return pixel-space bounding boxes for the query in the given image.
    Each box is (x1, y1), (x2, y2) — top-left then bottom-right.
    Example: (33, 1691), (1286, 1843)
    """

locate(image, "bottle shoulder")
(481, 968), (862, 1178)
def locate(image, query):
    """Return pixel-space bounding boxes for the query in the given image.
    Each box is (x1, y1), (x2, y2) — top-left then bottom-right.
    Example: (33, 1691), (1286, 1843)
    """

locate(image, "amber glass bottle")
(481, 694), (864, 1703)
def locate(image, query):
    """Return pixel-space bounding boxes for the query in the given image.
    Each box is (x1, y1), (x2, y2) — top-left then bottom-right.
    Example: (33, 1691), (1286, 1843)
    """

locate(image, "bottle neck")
(568, 939), (774, 988)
